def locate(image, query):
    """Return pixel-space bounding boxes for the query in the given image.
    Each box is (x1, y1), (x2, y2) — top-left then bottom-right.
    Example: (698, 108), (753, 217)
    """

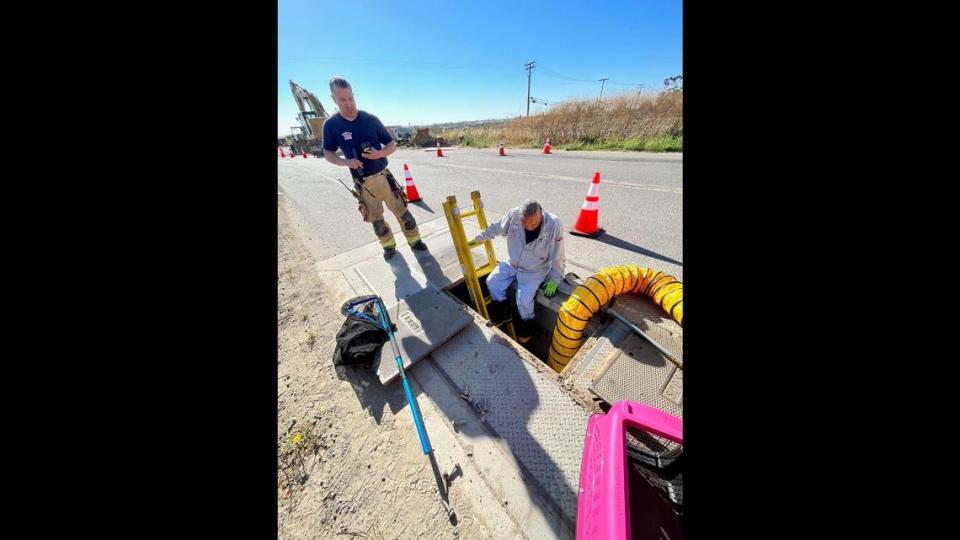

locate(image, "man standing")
(322, 76), (426, 260)
(469, 200), (564, 343)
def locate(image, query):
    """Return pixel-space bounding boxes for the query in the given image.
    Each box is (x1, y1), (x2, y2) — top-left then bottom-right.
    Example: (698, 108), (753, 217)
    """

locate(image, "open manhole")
(444, 274), (600, 371)
(442, 268), (684, 526)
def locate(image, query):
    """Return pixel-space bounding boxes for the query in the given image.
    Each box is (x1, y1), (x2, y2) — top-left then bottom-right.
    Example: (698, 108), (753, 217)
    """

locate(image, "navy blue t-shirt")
(322, 111), (393, 176)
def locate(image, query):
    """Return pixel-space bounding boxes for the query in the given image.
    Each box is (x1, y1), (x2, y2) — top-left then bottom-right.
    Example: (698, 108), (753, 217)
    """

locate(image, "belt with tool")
(357, 170), (386, 183)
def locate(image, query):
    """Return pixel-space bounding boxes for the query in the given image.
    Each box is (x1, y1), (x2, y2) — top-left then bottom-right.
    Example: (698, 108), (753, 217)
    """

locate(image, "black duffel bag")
(332, 296), (395, 368)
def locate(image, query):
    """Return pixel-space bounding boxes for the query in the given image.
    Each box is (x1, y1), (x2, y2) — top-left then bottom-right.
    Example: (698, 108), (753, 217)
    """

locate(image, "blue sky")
(278, 0), (682, 136)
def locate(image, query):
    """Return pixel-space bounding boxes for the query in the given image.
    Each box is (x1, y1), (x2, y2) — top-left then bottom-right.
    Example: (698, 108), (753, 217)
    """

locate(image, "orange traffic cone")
(302, 150), (307, 158)
(543, 137), (552, 154)
(436, 141), (444, 157)
(499, 139), (506, 156)
(279, 148), (286, 158)
(403, 163), (422, 202)
(570, 172), (604, 237)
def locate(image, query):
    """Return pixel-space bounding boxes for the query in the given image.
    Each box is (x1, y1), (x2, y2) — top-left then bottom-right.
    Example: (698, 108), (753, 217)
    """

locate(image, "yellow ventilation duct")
(548, 265), (682, 372)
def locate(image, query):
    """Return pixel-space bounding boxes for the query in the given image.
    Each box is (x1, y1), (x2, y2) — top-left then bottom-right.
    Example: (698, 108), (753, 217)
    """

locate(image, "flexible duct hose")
(547, 264), (682, 372)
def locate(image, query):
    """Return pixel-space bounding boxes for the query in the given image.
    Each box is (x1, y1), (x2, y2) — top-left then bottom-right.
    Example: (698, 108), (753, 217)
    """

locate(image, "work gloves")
(543, 280), (558, 297)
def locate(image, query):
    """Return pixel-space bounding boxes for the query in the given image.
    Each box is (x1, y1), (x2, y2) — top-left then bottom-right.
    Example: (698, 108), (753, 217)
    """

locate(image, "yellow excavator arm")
(289, 80), (329, 140)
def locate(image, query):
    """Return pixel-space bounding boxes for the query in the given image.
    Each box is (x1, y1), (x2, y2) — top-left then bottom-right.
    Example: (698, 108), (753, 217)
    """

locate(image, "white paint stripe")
(586, 183), (600, 197)
(422, 162), (682, 194)
(313, 172), (364, 195)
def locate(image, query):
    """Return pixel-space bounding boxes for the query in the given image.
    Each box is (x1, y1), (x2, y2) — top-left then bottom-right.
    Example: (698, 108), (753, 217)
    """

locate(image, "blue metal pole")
(374, 298), (431, 455)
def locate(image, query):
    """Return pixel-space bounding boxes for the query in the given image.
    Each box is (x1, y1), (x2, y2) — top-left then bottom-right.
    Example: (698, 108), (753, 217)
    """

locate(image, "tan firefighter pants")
(356, 168), (421, 249)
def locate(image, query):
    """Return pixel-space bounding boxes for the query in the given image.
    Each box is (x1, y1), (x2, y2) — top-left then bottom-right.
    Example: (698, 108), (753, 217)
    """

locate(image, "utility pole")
(524, 61), (536, 117)
(597, 77), (609, 105)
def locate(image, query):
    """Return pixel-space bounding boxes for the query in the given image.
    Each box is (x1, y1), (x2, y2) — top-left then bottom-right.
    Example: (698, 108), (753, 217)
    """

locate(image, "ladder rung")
(476, 265), (494, 278)
(458, 210), (478, 219)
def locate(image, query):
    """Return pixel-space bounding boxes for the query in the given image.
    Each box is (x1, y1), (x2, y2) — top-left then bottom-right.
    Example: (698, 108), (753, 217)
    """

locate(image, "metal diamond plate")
(564, 323), (630, 397)
(590, 333), (682, 454)
(431, 319), (589, 525)
(591, 334), (682, 417)
(608, 293), (683, 363)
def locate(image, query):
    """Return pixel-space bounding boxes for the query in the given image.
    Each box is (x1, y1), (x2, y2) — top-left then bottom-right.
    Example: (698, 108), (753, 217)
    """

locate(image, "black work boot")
(410, 240), (428, 251)
(514, 317), (533, 344)
(487, 300), (511, 325)
(383, 247), (397, 260)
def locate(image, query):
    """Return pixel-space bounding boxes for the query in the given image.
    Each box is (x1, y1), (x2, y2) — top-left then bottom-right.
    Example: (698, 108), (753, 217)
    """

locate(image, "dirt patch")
(278, 200), (489, 539)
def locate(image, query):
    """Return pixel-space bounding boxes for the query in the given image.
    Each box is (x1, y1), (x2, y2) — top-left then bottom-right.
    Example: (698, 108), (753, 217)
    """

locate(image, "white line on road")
(416, 162), (683, 194)
(311, 169), (411, 199)
(281, 158), (681, 194)
(314, 172), (346, 185)
(313, 171), (373, 200)
(278, 162), (357, 199)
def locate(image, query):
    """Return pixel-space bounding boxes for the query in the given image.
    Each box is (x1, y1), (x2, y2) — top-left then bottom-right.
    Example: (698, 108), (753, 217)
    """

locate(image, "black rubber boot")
(486, 300), (511, 325)
(383, 247), (397, 260)
(514, 317), (533, 344)
(410, 240), (428, 251)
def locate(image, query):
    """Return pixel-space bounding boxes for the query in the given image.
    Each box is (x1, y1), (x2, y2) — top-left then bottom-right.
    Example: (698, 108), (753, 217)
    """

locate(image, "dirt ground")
(277, 201), (492, 539)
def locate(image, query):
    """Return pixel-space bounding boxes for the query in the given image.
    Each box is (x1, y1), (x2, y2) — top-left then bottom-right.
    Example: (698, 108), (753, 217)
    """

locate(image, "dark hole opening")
(445, 275), (596, 370)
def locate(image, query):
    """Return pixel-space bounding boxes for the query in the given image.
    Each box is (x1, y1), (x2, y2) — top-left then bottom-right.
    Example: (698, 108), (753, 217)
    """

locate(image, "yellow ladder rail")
(442, 190), (516, 340)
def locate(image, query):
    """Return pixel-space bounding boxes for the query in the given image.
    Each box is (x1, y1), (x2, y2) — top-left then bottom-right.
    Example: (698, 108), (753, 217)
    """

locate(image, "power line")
(608, 80), (649, 87)
(538, 65), (652, 92)
(538, 65), (601, 83)
(283, 55), (521, 68)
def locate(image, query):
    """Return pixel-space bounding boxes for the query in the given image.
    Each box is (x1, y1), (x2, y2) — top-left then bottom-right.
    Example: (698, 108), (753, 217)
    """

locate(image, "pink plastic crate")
(576, 400), (683, 539)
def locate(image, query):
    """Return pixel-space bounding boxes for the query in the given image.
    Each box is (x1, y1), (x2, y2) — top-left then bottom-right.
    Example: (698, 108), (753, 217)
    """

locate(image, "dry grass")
(436, 91), (682, 151)
(278, 427), (321, 502)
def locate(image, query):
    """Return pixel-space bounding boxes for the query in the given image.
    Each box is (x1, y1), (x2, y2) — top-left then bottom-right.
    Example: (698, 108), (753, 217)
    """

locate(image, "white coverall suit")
(473, 208), (565, 321)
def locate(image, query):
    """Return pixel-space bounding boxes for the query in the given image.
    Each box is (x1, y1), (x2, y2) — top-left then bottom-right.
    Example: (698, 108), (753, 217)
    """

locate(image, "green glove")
(543, 280), (558, 297)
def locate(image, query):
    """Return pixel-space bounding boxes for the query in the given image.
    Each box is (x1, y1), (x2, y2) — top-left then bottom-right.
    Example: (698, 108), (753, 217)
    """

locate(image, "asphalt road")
(278, 147), (682, 280)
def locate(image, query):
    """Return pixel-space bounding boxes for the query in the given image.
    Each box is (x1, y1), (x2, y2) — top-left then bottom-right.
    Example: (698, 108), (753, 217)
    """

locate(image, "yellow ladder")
(442, 191), (517, 340)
